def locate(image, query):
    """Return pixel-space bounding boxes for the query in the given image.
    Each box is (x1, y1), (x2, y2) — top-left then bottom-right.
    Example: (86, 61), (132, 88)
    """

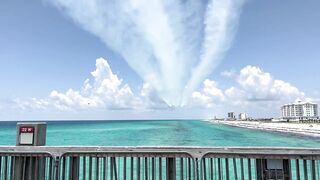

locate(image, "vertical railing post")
(233, 158), (238, 180)
(202, 158), (206, 180)
(55, 156), (61, 180)
(256, 159), (264, 180)
(167, 158), (176, 180)
(69, 156), (80, 180)
(311, 160), (316, 180)
(193, 158), (201, 180)
(225, 158), (229, 180)
(296, 159), (300, 180)
(218, 158), (221, 180)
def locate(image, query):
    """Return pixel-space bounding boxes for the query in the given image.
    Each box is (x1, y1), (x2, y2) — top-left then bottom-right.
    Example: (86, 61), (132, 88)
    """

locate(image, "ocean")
(0, 120), (320, 147)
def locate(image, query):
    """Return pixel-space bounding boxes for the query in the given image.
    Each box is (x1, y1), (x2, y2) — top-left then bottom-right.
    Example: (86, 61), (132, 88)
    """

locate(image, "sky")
(0, 0), (320, 120)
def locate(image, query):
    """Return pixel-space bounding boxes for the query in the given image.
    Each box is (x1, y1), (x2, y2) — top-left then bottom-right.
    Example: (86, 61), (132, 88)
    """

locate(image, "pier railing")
(1, 146), (320, 180)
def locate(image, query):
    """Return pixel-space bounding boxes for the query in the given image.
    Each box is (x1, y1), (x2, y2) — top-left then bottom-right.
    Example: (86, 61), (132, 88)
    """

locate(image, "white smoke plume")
(46, 0), (245, 106)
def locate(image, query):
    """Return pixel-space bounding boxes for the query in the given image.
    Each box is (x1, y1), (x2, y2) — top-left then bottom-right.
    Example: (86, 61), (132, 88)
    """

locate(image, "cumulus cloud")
(191, 66), (307, 112)
(189, 79), (225, 108)
(231, 66), (304, 102)
(13, 98), (50, 111)
(14, 58), (170, 112)
(48, 58), (143, 110)
(45, 0), (246, 106)
(11, 61), (313, 119)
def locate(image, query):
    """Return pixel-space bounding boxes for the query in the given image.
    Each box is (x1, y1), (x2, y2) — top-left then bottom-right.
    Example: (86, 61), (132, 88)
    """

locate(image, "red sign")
(20, 127), (34, 133)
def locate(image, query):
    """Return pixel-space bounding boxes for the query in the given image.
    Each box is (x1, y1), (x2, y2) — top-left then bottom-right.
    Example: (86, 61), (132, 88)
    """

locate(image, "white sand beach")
(209, 120), (320, 137)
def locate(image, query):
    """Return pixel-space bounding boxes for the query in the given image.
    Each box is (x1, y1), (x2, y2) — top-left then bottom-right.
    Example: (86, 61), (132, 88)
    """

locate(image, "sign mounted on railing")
(19, 127), (34, 145)
(267, 159), (284, 170)
(16, 122), (46, 146)
(20, 127), (34, 133)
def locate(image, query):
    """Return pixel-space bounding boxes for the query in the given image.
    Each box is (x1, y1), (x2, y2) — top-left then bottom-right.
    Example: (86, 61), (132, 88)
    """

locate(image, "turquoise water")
(0, 120), (320, 147)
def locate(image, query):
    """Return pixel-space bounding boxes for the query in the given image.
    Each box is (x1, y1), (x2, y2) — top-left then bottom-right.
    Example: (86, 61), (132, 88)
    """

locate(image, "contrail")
(182, 0), (245, 105)
(46, 0), (245, 106)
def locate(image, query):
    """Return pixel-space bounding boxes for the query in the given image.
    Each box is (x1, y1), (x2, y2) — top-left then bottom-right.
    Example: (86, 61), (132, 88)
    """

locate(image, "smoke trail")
(46, 0), (245, 106)
(182, 0), (245, 105)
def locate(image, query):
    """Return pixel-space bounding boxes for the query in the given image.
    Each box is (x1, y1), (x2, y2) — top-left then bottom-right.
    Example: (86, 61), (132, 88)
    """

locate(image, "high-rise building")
(239, 113), (249, 120)
(227, 112), (236, 120)
(281, 99), (318, 121)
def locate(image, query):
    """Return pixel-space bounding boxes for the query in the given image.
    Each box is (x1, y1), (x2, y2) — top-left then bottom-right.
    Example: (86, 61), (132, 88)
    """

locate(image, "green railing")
(1, 146), (320, 180)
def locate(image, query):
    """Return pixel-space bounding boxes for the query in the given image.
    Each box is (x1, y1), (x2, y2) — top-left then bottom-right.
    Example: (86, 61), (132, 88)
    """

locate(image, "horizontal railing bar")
(201, 153), (320, 160)
(0, 152), (53, 157)
(2, 146), (320, 152)
(61, 153), (192, 159)
(1, 146), (320, 159)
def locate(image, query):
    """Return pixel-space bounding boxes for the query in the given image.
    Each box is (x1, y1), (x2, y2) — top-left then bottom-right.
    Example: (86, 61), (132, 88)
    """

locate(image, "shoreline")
(207, 120), (320, 138)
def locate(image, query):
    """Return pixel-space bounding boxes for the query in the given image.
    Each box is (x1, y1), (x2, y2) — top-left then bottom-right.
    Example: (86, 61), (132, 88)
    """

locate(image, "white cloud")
(233, 66), (304, 102)
(10, 61), (315, 119)
(224, 86), (247, 106)
(49, 89), (100, 110)
(13, 58), (172, 112)
(202, 79), (225, 101)
(189, 66), (308, 117)
(13, 98), (50, 111)
(46, 58), (142, 110)
(46, 0), (246, 106)
(221, 69), (236, 77)
(189, 79), (225, 108)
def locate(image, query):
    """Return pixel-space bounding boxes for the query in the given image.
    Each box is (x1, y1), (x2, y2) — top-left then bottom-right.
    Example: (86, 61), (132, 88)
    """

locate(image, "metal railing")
(59, 153), (195, 180)
(1, 146), (320, 180)
(0, 152), (55, 180)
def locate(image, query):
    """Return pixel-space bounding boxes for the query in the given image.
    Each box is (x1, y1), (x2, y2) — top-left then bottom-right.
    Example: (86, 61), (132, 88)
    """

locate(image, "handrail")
(1, 146), (320, 158)
(1, 146), (320, 180)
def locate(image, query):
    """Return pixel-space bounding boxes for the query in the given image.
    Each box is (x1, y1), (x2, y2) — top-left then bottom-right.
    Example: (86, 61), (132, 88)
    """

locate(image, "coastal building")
(238, 113), (249, 120)
(227, 112), (236, 120)
(281, 99), (319, 121)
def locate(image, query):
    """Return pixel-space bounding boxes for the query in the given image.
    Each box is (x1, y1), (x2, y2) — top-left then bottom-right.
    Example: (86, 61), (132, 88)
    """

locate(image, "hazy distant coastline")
(208, 120), (320, 138)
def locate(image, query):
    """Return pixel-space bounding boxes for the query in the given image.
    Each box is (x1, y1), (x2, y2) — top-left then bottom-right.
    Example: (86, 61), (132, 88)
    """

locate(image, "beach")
(209, 120), (320, 137)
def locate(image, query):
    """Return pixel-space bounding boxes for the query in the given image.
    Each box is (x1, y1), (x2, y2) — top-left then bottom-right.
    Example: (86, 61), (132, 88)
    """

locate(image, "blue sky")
(0, 0), (320, 120)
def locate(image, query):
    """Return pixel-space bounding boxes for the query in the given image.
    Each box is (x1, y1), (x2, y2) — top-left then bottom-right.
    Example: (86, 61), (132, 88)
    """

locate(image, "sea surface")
(0, 120), (320, 147)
